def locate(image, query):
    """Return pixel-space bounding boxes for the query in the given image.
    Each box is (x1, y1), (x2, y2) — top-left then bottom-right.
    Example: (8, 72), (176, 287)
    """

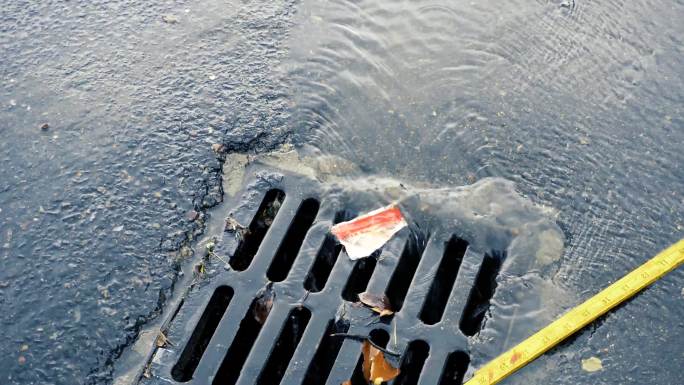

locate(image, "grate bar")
(323, 337), (365, 385)
(395, 234), (446, 321)
(441, 249), (490, 333)
(246, 194), (307, 276)
(233, 300), (290, 385)
(415, 348), (448, 385)
(280, 204), (337, 286)
(192, 292), (255, 384)
(394, 340), (430, 385)
(364, 233), (407, 294)
(279, 313), (335, 385)
(266, 198), (320, 282)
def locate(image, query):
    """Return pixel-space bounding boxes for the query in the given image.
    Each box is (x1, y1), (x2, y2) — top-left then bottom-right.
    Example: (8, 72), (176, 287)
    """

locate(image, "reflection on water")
(285, 0), (683, 383)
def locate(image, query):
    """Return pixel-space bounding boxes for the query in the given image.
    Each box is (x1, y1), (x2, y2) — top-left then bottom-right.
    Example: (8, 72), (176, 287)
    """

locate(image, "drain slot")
(172, 286), (234, 382)
(304, 233), (342, 292)
(393, 340), (430, 385)
(385, 234), (428, 312)
(303, 211), (349, 292)
(350, 329), (390, 385)
(459, 251), (506, 336)
(438, 351), (470, 385)
(230, 189), (285, 271)
(302, 319), (350, 385)
(419, 237), (468, 325)
(342, 257), (378, 302)
(267, 198), (320, 282)
(213, 297), (273, 385)
(256, 307), (312, 385)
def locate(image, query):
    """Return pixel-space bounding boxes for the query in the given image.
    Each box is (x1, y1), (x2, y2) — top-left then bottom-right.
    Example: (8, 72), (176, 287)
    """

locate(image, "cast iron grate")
(144, 171), (507, 385)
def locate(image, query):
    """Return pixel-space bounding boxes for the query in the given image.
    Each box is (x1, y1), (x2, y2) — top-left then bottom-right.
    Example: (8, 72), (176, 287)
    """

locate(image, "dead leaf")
(253, 283), (275, 324)
(359, 292), (394, 317)
(361, 340), (400, 384)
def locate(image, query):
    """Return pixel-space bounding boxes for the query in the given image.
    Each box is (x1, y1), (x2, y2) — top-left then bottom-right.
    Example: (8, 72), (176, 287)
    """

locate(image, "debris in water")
(155, 331), (172, 347)
(211, 143), (225, 154)
(161, 15), (178, 24)
(205, 241), (215, 253)
(331, 204), (407, 260)
(40, 123), (49, 131)
(194, 262), (206, 278)
(581, 356), (603, 372)
(225, 216), (246, 234)
(358, 292), (394, 317)
(361, 340), (400, 384)
(253, 283), (275, 324)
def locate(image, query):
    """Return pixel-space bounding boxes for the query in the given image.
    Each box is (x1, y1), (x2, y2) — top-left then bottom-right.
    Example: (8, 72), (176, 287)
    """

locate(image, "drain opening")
(267, 198), (320, 282)
(342, 256), (378, 302)
(459, 251), (506, 336)
(213, 296), (273, 385)
(393, 340), (430, 385)
(419, 237), (468, 325)
(230, 189), (285, 271)
(438, 351), (470, 385)
(302, 319), (350, 385)
(303, 211), (351, 293)
(172, 286), (234, 382)
(350, 329), (390, 385)
(385, 233), (428, 312)
(256, 307), (312, 385)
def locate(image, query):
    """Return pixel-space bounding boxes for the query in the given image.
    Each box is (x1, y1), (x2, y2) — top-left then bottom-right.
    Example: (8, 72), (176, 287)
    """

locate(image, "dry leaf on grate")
(361, 340), (400, 384)
(253, 283), (275, 324)
(358, 291), (394, 317)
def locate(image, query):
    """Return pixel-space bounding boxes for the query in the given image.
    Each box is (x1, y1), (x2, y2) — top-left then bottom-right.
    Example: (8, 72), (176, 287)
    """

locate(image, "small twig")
(329, 333), (400, 356)
(209, 251), (229, 265)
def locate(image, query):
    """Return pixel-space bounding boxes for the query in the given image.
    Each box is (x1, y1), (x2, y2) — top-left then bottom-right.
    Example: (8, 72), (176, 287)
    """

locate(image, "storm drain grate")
(144, 171), (507, 385)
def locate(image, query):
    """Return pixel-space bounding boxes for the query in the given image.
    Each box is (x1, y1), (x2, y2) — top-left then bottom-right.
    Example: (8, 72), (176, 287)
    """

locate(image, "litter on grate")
(134, 148), (567, 385)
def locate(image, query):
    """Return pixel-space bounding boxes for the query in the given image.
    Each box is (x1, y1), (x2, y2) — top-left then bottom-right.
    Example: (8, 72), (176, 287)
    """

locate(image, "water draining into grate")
(146, 178), (514, 385)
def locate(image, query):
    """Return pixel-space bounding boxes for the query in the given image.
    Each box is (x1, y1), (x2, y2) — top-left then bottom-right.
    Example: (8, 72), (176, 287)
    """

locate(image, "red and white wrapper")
(331, 204), (407, 260)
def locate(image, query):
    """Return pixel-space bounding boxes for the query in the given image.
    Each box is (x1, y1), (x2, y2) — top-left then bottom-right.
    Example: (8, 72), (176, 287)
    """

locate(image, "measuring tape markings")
(465, 238), (684, 385)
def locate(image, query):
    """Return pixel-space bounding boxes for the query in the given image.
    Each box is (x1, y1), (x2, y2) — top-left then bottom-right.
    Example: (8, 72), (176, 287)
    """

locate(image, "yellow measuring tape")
(465, 238), (684, 385)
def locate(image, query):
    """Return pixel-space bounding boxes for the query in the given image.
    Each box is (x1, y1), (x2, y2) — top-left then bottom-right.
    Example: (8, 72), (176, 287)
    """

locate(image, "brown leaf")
(253, 283), (275, 324)
(361, 340), (400, 384)
(362, 340), (372, 381)
(359, 292), (394, 317)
